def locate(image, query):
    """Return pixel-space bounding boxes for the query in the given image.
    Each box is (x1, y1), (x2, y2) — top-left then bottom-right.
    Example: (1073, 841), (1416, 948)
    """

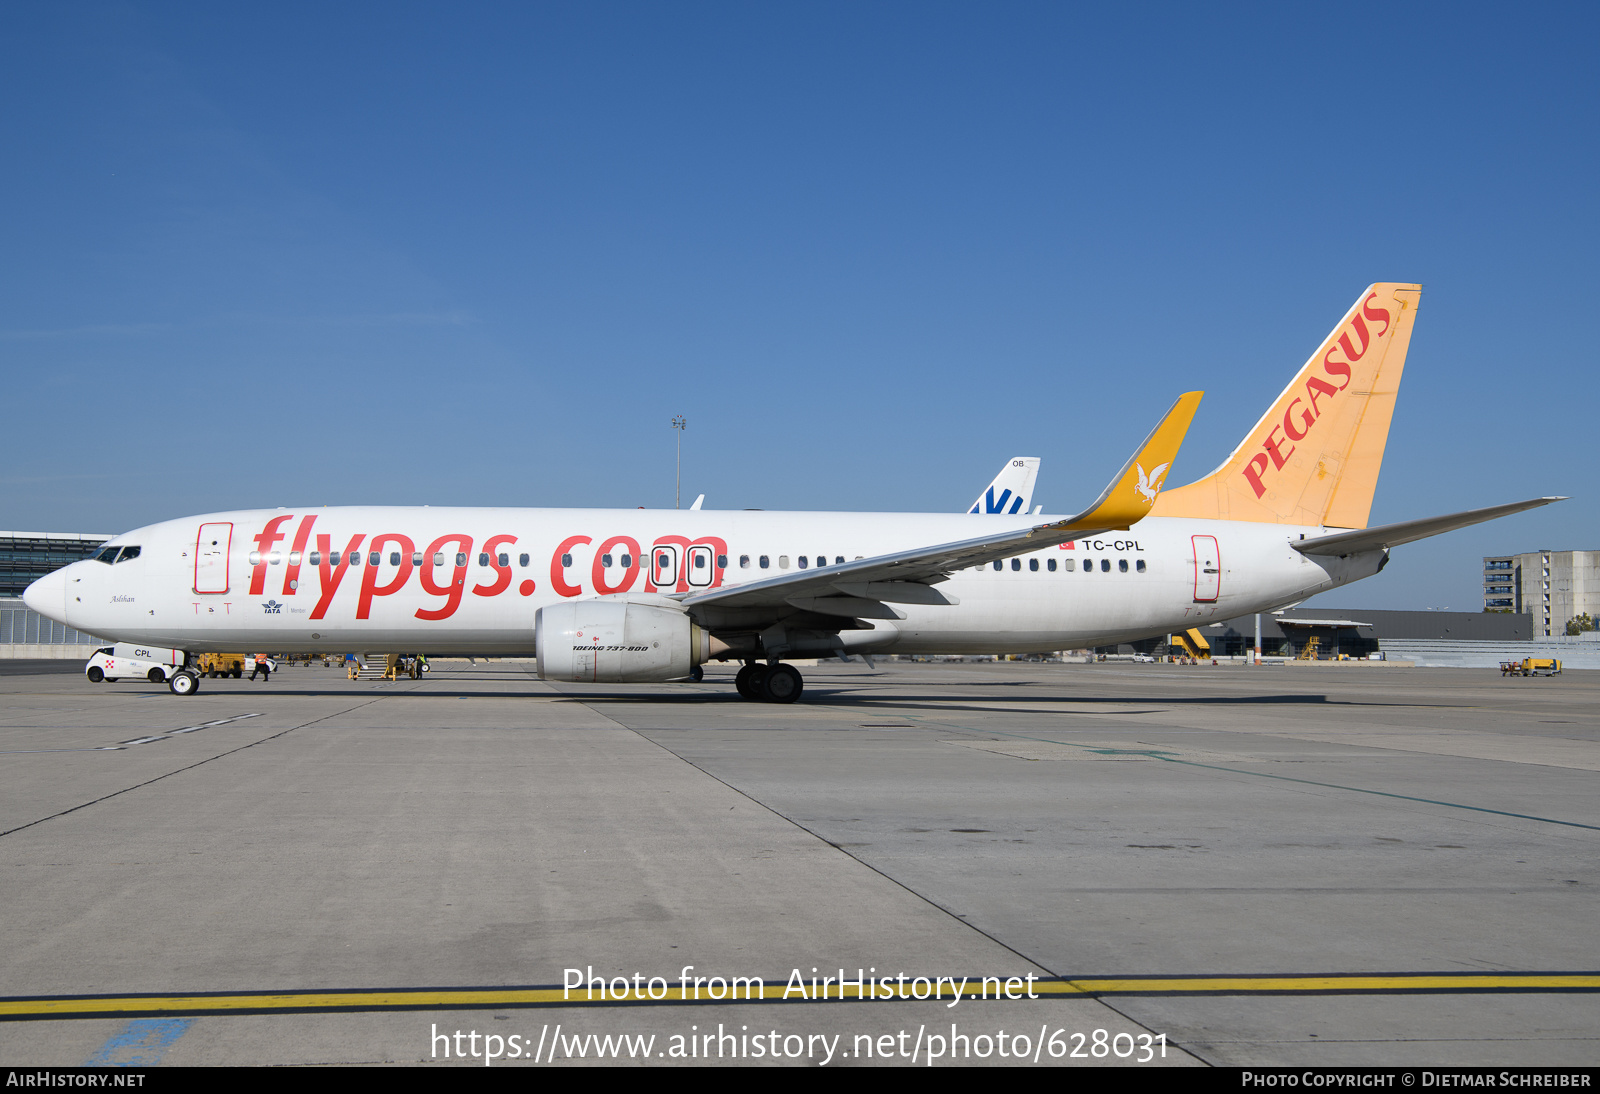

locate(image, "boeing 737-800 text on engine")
(24, 284), (1562, 701)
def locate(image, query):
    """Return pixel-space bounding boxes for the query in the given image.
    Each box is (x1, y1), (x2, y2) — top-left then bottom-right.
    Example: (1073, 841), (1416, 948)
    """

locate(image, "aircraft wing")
(1292, 497), (1567, 557)
(681, 392), (1202, 617)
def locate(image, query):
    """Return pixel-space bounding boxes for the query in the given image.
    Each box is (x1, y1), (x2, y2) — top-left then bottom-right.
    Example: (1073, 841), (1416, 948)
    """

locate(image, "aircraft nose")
(23, 568), (68, 623)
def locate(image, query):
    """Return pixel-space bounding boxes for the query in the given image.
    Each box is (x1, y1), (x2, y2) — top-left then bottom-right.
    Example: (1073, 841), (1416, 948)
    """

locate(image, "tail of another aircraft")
(969, 457), (1041, 515)
(1150, 283), (1422, 529)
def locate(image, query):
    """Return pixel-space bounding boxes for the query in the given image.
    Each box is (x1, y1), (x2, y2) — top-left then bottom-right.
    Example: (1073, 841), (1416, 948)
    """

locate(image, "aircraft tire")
(168, 671), (199, 696)
(735, 664), (764, 700)
(86, 666), (104, 683)
(760, 663), (803, 704)
(689, 665), (703, 682)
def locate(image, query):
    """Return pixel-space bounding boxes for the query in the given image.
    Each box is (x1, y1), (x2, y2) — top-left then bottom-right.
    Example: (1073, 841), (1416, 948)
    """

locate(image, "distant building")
(0, 531), (112, 598)
(1159, 607), (1532, 660)
(1482, 550), (1600, 637)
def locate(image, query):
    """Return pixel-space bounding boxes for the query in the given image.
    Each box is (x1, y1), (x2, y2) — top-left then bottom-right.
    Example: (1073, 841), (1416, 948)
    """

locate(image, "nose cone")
(23, 567), (68, 624)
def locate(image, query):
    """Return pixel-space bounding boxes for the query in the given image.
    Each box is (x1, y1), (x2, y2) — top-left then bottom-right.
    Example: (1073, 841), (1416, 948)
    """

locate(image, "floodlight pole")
(672, 415), (687, 509)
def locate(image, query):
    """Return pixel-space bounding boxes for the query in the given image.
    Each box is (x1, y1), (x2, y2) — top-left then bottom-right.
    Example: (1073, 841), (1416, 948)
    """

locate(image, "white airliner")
(24, 284), (1561, 702)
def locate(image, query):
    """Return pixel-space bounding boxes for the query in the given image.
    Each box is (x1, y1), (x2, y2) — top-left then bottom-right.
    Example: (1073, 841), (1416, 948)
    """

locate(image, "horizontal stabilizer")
(1293, 497), (1567, 557)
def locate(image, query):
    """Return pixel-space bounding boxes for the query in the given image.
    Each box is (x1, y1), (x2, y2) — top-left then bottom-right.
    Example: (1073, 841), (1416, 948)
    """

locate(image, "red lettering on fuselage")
(310, 533), (365, 620)
(550, 535), (592, 598)
(282, 515), (316, 595)
(592, 536), (642, 595)
(249, 515), (295, 595)
(417, 534), (473, 621)
(357, 534), (415, 619)
(473, 534), (517, 598)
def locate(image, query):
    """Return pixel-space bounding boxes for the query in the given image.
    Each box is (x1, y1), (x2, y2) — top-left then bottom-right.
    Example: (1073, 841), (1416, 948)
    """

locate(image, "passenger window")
(778, 556), (789, 569)
(412, 552), (422, 566)
(433, 553), (444, 566)
(268, 551), (281, 565)
(498, 553), (509, 567)
(289, 552), (302, 565)
(694, 555), (706, 568)
(389, 552), (401, 566)
(1136, 559), (1146, 573)
(561, 553), (573, 567)
(368, 552), (380, 566)
(602, 554), (614, 568)
(1101, 559), (1111, 572)
(519, 553), (530, 567)
(740, 555), (751, 569)
(717, 554), (728, 568)
(620, 554), (632, 568)
(1047, 559), (1056, 572)
(1119, 559), (1129, 573)
(1083, 560), (1093, 573)
(310, 551), (322, 566)
(798, 556), (809, 569)
(993, 560), (1003, 571)
(478, 553), (489, 566)
(248, 551), (261, 566)
(1010, 559), (1020, 571)
(835, 556), (844, 565)
(456, 553), (467, 567)
(1029, 558), (1039, 571)
(1064, 558), (1075, 571)
(330, 551), (341, 566)
(760, 555), (770, 569)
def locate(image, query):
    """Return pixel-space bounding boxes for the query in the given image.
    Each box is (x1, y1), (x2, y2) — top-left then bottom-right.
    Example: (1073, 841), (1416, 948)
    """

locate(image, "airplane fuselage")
(32, 507), (1384, 656)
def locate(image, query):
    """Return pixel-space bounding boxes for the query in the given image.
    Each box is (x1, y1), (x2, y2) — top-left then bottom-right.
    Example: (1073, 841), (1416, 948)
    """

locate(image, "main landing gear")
(735, 662), (804, 704)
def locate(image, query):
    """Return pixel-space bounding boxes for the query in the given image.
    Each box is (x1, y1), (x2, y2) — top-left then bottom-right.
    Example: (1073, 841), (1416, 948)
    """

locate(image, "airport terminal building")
(0, 531), (112, 657)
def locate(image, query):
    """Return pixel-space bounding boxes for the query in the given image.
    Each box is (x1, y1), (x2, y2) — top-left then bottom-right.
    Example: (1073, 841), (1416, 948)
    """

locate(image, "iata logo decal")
(262, 600), (283, 614)
(1135, 462), (1170, 504)
(1241, 292), (1392, 499)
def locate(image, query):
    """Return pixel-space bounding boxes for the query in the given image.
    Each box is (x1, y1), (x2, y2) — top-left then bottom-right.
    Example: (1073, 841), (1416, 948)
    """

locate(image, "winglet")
(1051, 391), (1203, 532)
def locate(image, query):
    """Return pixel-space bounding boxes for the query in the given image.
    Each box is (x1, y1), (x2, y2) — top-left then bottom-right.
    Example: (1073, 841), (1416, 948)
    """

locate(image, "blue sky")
(2, 2), (1594, 610)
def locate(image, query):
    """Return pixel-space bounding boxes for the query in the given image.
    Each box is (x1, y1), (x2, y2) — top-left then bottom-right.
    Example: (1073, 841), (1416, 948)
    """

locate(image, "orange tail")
(1150, 283), (1421, 528)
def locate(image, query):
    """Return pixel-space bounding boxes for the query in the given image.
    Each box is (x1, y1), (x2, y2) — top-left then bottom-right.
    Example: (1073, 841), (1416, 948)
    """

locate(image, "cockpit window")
(114, 546), (140, 563)
(92, 546), (119, 564)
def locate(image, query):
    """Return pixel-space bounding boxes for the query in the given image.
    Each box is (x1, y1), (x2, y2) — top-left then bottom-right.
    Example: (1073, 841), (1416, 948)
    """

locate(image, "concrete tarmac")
(0, 659), (1595, 1067)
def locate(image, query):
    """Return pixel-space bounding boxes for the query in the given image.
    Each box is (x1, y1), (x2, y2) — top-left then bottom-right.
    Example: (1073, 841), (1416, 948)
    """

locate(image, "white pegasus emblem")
(1135, 461), (1170, 503)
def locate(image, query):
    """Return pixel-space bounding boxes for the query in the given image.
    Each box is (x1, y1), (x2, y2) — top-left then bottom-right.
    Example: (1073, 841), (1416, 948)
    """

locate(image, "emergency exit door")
(1192, 535), (1220, 602)
(195, 523), (232, 593)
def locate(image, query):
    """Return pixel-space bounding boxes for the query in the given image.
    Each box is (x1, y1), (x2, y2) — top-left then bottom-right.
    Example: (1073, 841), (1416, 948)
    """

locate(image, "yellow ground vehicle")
(1501, 658), (1562, 677)
(196, 652), (250, 679)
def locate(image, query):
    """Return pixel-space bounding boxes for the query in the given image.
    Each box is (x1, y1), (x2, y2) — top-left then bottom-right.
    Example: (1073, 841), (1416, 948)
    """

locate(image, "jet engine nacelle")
(535, 595), (713, 682)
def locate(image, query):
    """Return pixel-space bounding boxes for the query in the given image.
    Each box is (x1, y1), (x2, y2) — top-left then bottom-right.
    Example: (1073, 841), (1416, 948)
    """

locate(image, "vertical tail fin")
(968, 457), (1041, 514)
(1150, 283), (1421, 528)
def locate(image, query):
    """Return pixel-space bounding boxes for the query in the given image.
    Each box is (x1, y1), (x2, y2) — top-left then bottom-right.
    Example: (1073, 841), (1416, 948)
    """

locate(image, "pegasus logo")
(1135, 462), (1170, 503)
